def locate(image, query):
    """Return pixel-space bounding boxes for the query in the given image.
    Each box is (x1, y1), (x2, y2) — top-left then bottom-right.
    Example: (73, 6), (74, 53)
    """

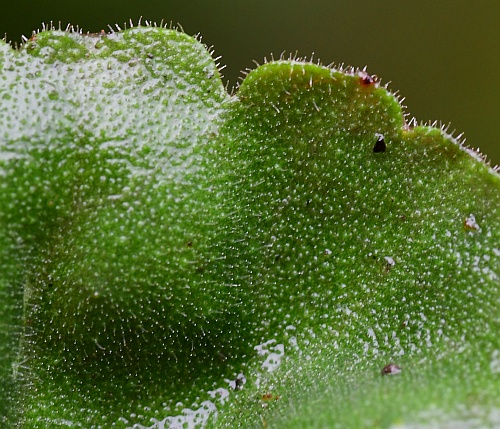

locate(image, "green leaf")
(1, 26), (499, 428)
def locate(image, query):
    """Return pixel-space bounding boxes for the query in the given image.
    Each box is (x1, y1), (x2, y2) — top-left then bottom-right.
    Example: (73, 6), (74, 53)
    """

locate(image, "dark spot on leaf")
(187, 241), (193, 247)
(464, 214), (481, 232)
(381, 363), (402, 375)
(373, 135), (386, 153)
(359, 71), (375, 86)
(234, 377), (244, 391)
(262, 393), (281, 401)
(384, 256), (395, 273)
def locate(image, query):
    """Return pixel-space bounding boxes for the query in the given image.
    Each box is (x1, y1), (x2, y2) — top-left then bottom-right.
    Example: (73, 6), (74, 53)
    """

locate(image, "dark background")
(2, 0), (499, 165)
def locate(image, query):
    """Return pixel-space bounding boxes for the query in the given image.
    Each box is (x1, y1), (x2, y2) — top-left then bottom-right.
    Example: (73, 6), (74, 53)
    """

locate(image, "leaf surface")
(0, 27), (499, 429)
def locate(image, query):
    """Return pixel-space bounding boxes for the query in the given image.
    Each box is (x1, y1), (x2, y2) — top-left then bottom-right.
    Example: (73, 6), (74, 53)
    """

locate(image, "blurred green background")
(2, 0), (499, 165)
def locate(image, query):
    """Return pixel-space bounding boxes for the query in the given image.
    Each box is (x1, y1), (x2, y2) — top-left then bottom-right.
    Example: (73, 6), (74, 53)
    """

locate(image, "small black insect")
(373, 134), (386, 153)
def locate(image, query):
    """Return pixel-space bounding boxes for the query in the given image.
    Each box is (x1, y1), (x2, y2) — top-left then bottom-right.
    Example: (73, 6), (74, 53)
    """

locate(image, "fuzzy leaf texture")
(0, 26), (499, 429)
